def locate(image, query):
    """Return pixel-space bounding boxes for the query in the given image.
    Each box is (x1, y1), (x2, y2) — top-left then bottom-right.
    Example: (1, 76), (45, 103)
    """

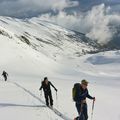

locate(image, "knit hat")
(81, 79), (88, 85)
(44, 77), (48, 81)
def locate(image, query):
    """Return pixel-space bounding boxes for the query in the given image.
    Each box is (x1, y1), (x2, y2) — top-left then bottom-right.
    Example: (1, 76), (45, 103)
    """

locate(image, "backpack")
(72, 83), (80, 102)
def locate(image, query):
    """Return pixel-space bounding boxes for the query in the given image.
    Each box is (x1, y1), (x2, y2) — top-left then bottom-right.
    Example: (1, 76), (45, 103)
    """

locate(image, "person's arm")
(39, 82), (43, 90)
(87, 90), (95, 100)
(50, 82), (57, 91)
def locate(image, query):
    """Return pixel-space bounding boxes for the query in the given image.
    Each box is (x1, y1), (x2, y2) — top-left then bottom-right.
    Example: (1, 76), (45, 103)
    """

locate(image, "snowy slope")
(0, 16), (120, 120)
(74, 50), (120, 77)
(0, 16), (99, 61)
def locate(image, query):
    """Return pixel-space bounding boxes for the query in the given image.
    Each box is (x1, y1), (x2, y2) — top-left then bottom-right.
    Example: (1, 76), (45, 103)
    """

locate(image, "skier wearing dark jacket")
(2, 71), (8, 81)
(74, 79), (95, 120)
(39, 77), (57, 107)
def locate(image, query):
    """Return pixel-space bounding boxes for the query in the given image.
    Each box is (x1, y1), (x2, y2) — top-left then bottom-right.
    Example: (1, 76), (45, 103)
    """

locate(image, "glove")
(93, 97), (96, 101)
(39, 88), (42, 91)
(55, 88), (58, 92)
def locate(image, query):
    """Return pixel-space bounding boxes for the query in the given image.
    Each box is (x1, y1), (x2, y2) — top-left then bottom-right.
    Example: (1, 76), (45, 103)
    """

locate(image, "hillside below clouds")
(0, 16), (101, 60)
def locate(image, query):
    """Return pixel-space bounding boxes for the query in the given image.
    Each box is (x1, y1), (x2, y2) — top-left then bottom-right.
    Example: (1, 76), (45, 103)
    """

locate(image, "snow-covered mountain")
(0, 16), (120, 120)
(0, 16), (100, 60)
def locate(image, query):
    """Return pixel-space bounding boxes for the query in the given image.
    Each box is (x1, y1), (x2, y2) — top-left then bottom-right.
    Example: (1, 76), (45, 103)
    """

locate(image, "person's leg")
(5, 76), (7, 81)
(3, 75), (7, 81)
(79, 111), (84, 120)
(75, 103), (81, 115)
(75, 103), (84, 120)
(44, 93), (49, 106)
(82, 104), (88, 120)
(49, 91), (53, 106)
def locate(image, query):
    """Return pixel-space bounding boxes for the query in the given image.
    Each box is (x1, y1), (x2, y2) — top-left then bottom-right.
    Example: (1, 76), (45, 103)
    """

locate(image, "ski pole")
(40, 90), (42, 97)
(55, 91), (59, 108)
(40, 80), (42, 97)
(56, 91), (58, 101)
(91, 100), (95, 120)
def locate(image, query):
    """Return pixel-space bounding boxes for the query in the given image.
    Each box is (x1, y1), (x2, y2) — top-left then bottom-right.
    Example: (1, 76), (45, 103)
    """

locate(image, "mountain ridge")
(1, 16), (120, 61)
(0, 16), (100, 60)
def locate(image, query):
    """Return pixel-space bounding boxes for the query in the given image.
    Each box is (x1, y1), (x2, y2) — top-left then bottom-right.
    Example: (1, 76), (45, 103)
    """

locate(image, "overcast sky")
(0, 0), (120, 18)
(0, 0), (120, 44)
(0, 0), (79, 18)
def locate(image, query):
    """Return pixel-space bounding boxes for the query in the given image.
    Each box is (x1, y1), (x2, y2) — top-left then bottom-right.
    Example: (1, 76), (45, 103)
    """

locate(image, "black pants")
(3, 75), (7, 81)
(44, 91), (53, 106)
(76, 103), (88, 120)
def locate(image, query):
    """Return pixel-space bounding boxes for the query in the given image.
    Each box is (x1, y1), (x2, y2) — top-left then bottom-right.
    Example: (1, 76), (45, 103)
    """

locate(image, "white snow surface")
(0, 16), (120, 120)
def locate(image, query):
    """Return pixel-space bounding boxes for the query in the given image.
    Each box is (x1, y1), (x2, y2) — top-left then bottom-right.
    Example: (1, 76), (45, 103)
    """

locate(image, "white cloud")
(38, 4), (120, 44)
(0, 1), (120, 44)
(0, 0), (79, 17)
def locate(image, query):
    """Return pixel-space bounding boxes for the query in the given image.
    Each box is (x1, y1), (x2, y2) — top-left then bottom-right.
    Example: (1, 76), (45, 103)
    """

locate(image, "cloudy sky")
(0, 0), (120, 18)
(0, 0), (120, 44)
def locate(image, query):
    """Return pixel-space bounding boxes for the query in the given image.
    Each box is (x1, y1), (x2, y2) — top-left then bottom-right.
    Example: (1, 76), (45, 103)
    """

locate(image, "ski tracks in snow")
(10, 81), (72, 120)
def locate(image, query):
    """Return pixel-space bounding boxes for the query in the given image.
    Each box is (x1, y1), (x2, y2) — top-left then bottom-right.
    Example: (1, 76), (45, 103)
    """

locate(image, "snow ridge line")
(10, 81), (72, 120)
